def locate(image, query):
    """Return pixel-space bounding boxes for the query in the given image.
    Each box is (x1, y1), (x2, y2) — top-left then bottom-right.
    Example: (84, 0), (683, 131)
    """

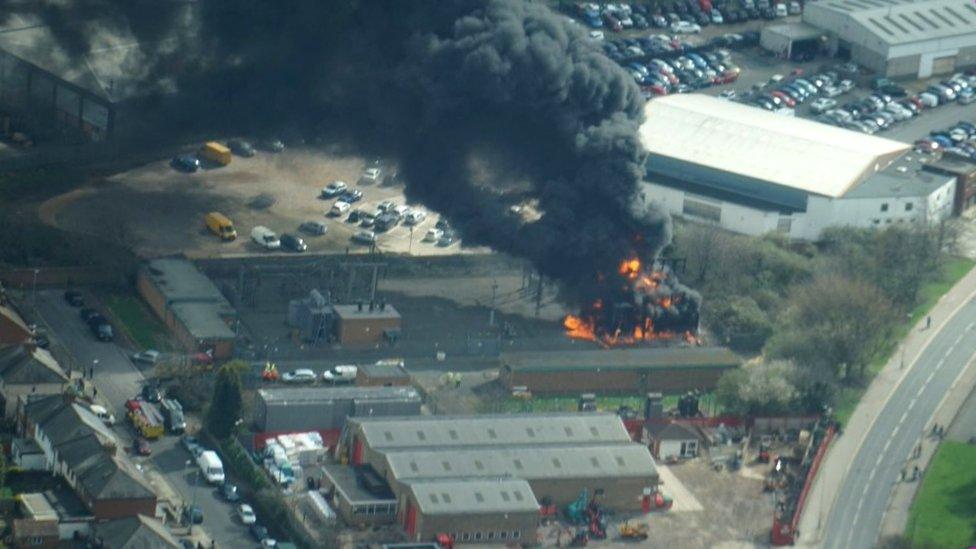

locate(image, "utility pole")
(535, 275), (544, 316)
(490, 279), (498, 327)
(341, 261), (387, 303)
(31, 269), (39, 313)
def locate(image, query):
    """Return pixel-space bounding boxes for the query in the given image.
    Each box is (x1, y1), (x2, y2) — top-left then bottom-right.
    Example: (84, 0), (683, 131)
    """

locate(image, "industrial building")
(356, 361), (411, 387)
(923, 156), (976, 214)
(760, 23), (826, 61)
(499, 347), (740, 395)
(253, 386), (421, 434)
(640, 94), (955, 240)
(400, 479), (539, 543)
(0, 8), (199, 143)
(803, 0), (976, 78)
(137, 258), (236, 359)
(324, 413), (658, 543)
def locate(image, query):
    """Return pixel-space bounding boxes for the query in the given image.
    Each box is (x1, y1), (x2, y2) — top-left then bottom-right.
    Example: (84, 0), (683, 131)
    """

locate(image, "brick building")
(137, 259), (236, 359)
(0, 343), (68, 417)
(0, 305), (32, 346)
(499, 347), (740, 395)
(332, 304), (401, 347)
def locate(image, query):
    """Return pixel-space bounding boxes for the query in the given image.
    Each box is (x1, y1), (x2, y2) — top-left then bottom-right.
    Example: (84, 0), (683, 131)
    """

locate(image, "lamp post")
(31, 269), (39, 313)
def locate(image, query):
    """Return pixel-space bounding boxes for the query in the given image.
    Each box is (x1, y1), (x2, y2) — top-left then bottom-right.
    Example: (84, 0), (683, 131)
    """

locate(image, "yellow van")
(198, 142), (232, 166)
(205, 212), (237, 240)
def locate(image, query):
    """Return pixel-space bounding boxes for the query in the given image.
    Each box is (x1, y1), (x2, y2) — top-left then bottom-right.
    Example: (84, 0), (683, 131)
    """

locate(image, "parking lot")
(39, 145), (488, 259)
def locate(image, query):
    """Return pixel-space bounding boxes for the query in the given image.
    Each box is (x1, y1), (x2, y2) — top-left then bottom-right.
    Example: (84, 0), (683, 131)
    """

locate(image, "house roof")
(0, 305), (31, 341)
(0, 344), (68, 385)
(384, 443), (658, 483)
(640, 94), (909, 198)
(19, 492), (57, 521)
(12, 437), (43, 456)
(502, 347), (741, 373)
(74, 453), (155, 501)
(644, 421), (702, 441)
(349, 413), (632, 450)
(806, 0), (976, 47)
(405, 478), (539, 516)
(142, 259), (235, 340)
(94, 514), (180, 549)
(12, 518), (58, 539)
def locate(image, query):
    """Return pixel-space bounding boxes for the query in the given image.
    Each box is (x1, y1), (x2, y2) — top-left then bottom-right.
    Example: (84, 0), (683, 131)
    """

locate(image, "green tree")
(766, 275), (896, 382)
(206, 360), (248, 439)
(716, 359), (799, 416)
(703, 295), (773, 353)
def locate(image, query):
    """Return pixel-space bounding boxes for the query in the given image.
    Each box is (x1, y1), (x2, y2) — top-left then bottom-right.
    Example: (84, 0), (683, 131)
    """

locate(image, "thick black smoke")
(3, 0), (700, 325)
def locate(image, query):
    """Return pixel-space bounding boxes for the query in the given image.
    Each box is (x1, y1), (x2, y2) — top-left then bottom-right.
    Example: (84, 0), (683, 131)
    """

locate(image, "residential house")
(0, 305), (32, 345)
(92, 515), (181, 548)
(0, 343), (69, 417)
(644, 421), (703, 460)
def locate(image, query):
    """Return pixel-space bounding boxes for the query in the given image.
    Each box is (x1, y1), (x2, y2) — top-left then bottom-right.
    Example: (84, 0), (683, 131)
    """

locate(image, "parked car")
(170, 155), (200, 173)
(64, 290), (84, 307)
(323, 365), (357, 383)
(228, 139), (256, 157)
(338, 190), (364, 203)
(959, 88), (976, 105)
(181, 435), (201, 456)
(424, 228), (444, 242)
(221, 483), (240, 502)
(141, 382), (163, 403)
(262, 138), (285, 153)
(183, 506), (204, 525)
(320, 181), (348, 198)
(250, 226), (281, 250)
(250, 524), (270, 542)
(299, 220), (327, 235)
(809, 97), (837, 114)
(404, 210), (427, 225)
(279, 233), (307, 253)
(131, 350), (161, 365)
(437, 232), (457, 247)
(281, 369), (316, 383)
(329, 201), (352, 217)
(670, 21), (701, 33)
(90, 320), (113, 342)
(238, 504), (257, 525)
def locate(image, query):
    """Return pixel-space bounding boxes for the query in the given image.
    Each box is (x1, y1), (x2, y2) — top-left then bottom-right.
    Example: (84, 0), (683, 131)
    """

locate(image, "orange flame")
(563, 315), (596, 341)
(619, 258), (641, 280)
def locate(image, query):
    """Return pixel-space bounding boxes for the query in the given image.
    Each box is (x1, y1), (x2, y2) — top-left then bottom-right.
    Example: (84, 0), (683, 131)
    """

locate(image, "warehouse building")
(253, 386), (421, 434)
(356, 361), (411, 387)
(923, 156), (976, 214)
(803, 0), (976, 78)
(400, 479), (539, 543)
(137, 259), (236, 359)
(499, 347), (740, 396)
(0, 8), (200, 144)
(324, 413), (658, 543)
(760, 23), (826, 61)
(640, 94), (955, 240)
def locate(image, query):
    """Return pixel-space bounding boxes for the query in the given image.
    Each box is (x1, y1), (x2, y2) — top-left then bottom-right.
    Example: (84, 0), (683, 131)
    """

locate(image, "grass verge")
(104, 294), (171, 351)
(906, 441), (976, 548)
(835, 257), (975, 426)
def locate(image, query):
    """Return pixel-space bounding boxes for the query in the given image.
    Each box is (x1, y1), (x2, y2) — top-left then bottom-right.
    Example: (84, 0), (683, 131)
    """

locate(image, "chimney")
(357, 301), (363, 312)
(645, 392), (663, 420)
(380, 301), (386, 311)
(369, 301), (375, 312)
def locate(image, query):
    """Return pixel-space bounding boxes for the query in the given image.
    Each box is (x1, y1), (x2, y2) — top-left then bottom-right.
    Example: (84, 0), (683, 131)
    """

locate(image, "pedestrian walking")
(926, 315), (932, 329)
(900, 468), (906, 481)
(913, 465), (920, 481)
(92, 387), (97, 399)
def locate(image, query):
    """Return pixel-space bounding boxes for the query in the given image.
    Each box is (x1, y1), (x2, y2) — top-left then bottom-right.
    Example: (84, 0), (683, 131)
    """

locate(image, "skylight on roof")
(474, 492), (484, 503)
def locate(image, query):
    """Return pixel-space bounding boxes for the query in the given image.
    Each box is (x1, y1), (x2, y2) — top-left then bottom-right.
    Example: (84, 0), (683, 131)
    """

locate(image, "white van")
(251, 226), (281, 250)
(323, 365), (357, 383)
(89, 404), (116, 426)
(197, 450), (225, 484)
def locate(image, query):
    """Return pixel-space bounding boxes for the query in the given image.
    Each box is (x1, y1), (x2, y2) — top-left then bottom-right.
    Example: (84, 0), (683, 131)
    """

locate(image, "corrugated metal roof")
(384, 443), (657, 482)
(350, 413), (632, 450)
(807, 0), (976, 46)
(640, 95), (909, 198)
(405, 478), (539, 515)
(259, 386), (420, 405)
(502, 347), (740, 372)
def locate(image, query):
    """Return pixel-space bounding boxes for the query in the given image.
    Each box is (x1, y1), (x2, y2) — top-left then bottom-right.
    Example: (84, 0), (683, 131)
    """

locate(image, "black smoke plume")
(2, 0), (700, 332)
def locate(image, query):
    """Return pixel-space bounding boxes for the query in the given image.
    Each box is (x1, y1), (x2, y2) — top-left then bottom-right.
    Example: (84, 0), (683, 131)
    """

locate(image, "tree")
(716, 359), (799, 416)
(766, 275), (896, 382)
(702, 295), (773, 353)
(206, 360), (248, 439)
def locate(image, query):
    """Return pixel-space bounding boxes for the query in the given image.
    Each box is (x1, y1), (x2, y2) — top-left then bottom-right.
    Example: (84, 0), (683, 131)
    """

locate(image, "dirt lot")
(39, 143), (488, 259)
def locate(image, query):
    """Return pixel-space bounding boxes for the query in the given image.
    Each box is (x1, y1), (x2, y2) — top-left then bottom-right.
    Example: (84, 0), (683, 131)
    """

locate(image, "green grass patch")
(482, 393), (721, 416)
(835, 257), (975, 426)
(104, 294), (171, 351)
(907, 441), (976, 548)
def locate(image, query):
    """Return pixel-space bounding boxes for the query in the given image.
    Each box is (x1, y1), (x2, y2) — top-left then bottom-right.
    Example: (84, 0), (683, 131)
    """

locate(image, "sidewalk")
(796, 265), (976, 546)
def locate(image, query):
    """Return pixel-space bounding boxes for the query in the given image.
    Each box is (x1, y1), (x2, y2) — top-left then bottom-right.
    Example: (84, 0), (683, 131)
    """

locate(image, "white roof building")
(639, 95), (956, 240)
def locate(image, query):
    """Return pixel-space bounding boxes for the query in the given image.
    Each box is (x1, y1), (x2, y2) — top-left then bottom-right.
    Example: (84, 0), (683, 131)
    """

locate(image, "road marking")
(900, 410), (910, 424)
(927, 371), (936, 384)
(967, 321), (975, 331)
(909, 396), (918, 409)
(883, 438), (892, 453)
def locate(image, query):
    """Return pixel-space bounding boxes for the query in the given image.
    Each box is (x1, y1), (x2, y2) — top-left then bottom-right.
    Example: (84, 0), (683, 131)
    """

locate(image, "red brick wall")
(338, 317), (401, 347)
(0, 310), (31, 345)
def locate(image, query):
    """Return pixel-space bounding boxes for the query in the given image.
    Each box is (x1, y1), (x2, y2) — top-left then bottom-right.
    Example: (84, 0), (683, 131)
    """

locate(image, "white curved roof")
(639, 94), (910, 198)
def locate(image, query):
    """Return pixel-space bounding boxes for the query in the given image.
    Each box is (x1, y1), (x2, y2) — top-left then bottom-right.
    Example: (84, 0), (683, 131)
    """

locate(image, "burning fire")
(562, 258), (700, 348)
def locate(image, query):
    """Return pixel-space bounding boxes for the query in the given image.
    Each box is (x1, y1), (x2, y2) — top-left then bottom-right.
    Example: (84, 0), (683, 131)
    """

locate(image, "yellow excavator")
(618, 522), (649, 541)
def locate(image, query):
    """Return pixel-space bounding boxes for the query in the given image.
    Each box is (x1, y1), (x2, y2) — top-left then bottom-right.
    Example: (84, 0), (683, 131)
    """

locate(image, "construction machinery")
(618, 522), (649, 541)
(565, 489), (607, 539)
(568, 528), (589, 547)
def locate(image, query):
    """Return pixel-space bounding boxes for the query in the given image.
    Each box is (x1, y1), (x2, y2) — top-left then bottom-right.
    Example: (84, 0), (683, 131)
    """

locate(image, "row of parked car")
(915, 121), (976, 160)
(810, 71), (976, 135)
(571, 0), (798, 37)
(746, 70), (854, 113)
(628, 50), (740, 95)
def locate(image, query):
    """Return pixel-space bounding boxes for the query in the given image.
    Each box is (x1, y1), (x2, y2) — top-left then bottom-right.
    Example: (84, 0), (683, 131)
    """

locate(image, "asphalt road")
(823, 300), (976, 548)
(32, 290), (254, 549)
